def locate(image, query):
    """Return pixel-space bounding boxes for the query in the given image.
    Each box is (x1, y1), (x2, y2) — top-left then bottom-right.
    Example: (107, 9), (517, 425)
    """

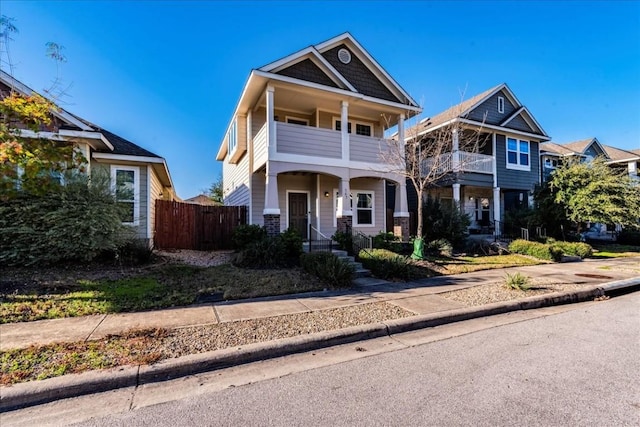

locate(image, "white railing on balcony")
(422, 151), (494, 175)
(253, 124), (268, 172)
(276, 122), (341, 159)
(459, 151), (494, 174)
(350, 134), (392, 163)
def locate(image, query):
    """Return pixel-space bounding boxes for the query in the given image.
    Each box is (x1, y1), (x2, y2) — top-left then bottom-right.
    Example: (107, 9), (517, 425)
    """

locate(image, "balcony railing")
(423, 151), (494, 175)
(276, 122), (341, 159)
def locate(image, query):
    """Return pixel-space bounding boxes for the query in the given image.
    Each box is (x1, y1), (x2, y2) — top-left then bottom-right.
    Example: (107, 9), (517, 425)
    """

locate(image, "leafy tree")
(208, 174), (223, 204)
(549, 157), (640, 233)
(0, 15), (83, 199)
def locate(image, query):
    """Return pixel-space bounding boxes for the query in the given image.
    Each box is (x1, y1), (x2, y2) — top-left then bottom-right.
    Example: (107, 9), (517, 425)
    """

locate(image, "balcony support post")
(266, 85), (276, 157)
(341, 101), (349, 161)
(452, 183), (461, 205)
(493, 186), (501, 235)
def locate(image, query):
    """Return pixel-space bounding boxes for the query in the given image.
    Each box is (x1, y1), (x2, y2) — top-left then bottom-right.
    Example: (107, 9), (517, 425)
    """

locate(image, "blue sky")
(3, 1), (639, 199)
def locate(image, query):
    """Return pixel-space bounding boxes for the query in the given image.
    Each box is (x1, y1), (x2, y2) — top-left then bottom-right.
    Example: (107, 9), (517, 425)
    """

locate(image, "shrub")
(300, 252), (354, 288)
(0, 173), (133, 266)
(115, 239), (155, 265)
(425, 239), (453, 256)
(508, 239), (562, 261)
(422, 197), (470, 248)
(504, 272), (531, 291)
(373, 231), (403, 253)
(553, 241), (593, 259)
(231, 224), (267, 251)
(232, 228), (302, 268)
(279, 227), (303, 261)
(617, 229), (640, 246)
(332, 231), (353, 254)
(464, 239), (508, 256)
(359, 248), (411, 280)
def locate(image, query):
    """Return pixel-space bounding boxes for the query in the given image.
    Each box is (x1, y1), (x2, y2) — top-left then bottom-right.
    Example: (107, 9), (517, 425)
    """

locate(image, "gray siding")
(223, 152), (250, 206)
(321, 44), (402, 104)
(495, 134), (540, 190)
(457, 172), (493, 187)
(467, 90), (516, 125)
(253, 108), (267, 136)
(276, 122), (342, 158)
(276, 58), (339, 88)
(506, 114), (535, 133)
(251, 172), (265, 225)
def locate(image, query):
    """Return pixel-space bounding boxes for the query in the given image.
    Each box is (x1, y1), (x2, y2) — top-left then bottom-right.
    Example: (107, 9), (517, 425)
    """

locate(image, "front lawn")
(0, 263), (326, 324)
(590, 244), (640, 259)
(419, 254), (544, 275)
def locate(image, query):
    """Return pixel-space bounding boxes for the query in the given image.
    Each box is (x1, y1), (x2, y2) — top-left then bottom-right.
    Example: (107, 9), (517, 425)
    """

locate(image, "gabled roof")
(408, 83), (549, 140)
(1, 70), (174, 188)
(540, 142), (580, 156)
(259, 32), (420, 108)
(545, 137), (640, 164)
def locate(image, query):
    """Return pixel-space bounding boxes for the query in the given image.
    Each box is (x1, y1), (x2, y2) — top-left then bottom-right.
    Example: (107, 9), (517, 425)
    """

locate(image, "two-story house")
(540, 137), (639, 183)
(406, 83), (550, 234)
(216, 33), (421, 241)
(1, 70), (176, 247)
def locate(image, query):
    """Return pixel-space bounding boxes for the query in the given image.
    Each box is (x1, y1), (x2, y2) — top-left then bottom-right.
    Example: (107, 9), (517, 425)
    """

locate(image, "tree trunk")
(416, 187), (424, 238)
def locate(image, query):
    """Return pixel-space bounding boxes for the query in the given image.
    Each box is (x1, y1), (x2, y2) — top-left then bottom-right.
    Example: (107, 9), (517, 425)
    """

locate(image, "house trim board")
(146, 165), (152, 241)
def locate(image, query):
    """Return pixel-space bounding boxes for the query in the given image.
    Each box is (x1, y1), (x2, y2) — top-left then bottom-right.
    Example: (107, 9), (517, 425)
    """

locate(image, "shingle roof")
(66, 113), (162, 158)
(602, 145), (640, 162)
(406, 84), (503, 137)
(540, 142), (578, 156)
(562, 138), (595, 153)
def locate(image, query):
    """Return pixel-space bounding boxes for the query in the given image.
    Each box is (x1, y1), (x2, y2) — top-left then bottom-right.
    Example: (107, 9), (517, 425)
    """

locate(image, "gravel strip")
(152, 302), (414, 359)
(439, 279), (590, 307)
(154, 249), (234, 267)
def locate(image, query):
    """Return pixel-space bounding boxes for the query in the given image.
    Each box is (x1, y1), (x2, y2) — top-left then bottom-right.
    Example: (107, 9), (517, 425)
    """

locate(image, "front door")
(288, 192), (308, 239)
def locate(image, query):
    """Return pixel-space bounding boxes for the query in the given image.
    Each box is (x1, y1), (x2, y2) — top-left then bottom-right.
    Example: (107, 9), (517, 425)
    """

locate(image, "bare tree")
(380, 96), (488, 245)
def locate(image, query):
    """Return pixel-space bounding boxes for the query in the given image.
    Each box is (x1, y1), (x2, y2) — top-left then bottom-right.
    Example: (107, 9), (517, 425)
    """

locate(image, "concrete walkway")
(2, 256), (639, 351)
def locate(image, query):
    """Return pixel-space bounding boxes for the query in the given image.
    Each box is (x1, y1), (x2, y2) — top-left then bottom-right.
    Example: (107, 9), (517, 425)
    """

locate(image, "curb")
(2, 278), (639, 412)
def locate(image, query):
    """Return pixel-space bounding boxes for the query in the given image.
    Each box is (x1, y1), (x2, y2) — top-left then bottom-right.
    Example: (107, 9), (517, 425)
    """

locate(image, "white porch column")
(493, 186), (501, 224)
(452, 127), (460, 172)
(337, 178), (352, 217)
(263, 169), (280, 215)
(452, 183), (461, 204)
(629, 161), (637, 178)
(341, 101), (349, 161)
(266, 85), (276, 157)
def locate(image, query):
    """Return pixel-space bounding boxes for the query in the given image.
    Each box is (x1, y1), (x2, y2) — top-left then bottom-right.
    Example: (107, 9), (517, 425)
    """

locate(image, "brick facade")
(264, 214), (281, 237)
(394, 217), (410, 242)
(336, 216), (353, 234)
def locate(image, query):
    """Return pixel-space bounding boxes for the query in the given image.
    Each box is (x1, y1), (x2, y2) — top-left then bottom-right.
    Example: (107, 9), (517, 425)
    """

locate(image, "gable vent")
(338, 48), (352, 64)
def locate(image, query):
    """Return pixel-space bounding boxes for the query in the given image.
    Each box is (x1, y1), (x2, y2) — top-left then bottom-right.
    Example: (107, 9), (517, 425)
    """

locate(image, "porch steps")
(331, 249), (371, 279)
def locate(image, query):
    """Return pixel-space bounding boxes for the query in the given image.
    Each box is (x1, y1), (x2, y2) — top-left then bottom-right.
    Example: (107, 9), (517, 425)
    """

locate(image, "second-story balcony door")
(288, 192), (308, 240)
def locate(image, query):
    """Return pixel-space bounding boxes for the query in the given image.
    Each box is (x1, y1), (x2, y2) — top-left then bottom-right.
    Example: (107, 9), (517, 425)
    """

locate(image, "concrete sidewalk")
(2, 256), (639, 351)
(1, 257), (639, 412)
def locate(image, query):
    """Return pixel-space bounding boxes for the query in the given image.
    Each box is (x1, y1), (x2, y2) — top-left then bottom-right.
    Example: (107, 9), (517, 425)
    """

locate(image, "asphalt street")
(59, 291), (640, 427)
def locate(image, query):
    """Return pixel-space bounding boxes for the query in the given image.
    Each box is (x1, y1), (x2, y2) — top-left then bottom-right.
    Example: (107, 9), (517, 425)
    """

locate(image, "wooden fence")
(154, 200), (247, 250)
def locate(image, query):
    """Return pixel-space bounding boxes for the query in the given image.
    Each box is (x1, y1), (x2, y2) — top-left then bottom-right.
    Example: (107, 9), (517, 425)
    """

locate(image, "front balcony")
(253, 122), (395, 171)
(422, 151), (494, 175)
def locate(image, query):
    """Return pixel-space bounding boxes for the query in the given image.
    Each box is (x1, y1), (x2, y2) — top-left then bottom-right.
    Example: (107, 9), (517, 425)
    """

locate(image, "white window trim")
(497, 96), (505, 114)
(505, 137), (531, 171)
(332, 116), (374, 137)
(285, 116), (309, 126)
(227, 119), (238, 157)
(333, 188), (375, 227)
(111, 165), (140, 226)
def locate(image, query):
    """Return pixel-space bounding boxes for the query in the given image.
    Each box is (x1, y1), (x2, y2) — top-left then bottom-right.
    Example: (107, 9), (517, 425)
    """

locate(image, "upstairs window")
(334, 119), (373, 137)
(227, 119), (237, 154)
(506, 137), (530, 170)
(286, 116), (309, 126)
(497, 96), (505, 114)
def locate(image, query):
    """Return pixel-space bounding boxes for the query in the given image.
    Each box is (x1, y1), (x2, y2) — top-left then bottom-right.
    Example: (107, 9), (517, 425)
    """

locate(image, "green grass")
(0, 329), (167, 385)
(429, 254), (543, 275)
(590, 244), (640, 259)
(0, 264), (326, 324)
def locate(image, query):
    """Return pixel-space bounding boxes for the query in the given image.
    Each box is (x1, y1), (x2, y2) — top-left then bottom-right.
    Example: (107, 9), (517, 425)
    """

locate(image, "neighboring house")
(1, 70), (176, 246)
(540, 137), (640, 237)
(216, 32), (421, 240)
(185, 194), (221, 206)
(405, 83), (550, 233)
(540, 137), (639, 183)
